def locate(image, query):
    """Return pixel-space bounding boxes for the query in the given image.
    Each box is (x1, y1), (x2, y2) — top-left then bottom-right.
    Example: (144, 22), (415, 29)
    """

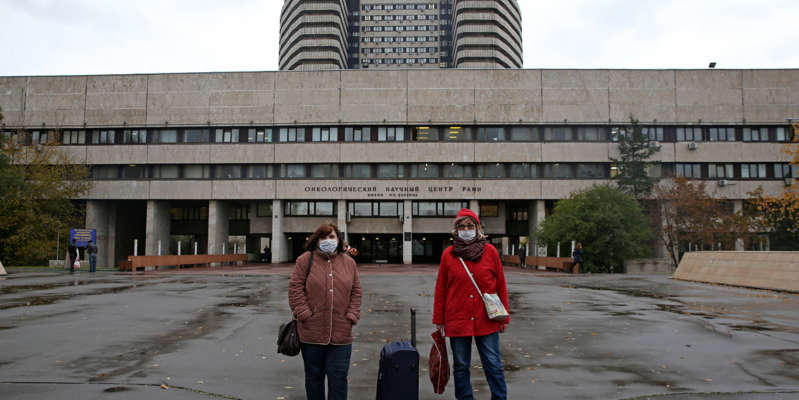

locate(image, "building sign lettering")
(302, 185), (482, 198)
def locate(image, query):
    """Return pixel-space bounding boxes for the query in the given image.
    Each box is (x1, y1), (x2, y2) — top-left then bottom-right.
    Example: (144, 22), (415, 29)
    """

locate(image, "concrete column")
(403, 200), (413, 264)
(271, 200), (289, 263)
(527, 200), (537, 256)
(145, 200), (170, 256)
(207, 200), (230, 255)
(469, 200), (479, 214)
(86, 200), (117, 267)
(337, 200), (348, 243)
(733, 200), (744, 251)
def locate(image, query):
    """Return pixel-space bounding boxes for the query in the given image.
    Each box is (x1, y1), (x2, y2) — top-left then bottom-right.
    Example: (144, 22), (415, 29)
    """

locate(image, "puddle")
(103, 386), (133, 393)
(0, 282), (161, 310)
(729, 324), (774, 332)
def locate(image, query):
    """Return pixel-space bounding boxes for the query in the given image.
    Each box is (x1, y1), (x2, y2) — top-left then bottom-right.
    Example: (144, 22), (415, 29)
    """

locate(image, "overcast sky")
(0, 0), (797, 76)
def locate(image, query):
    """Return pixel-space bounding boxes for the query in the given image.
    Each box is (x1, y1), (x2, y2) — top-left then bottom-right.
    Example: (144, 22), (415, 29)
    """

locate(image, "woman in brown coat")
(288, 223), (362, 400)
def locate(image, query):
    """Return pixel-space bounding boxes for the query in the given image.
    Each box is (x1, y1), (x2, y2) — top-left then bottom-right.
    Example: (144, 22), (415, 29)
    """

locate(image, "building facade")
(279, 0), (522, 70)
(0, 68), (796, 267)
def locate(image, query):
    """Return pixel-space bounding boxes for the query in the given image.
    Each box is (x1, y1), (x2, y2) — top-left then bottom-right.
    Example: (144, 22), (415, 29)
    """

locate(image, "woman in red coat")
(433, 208), (509, 400)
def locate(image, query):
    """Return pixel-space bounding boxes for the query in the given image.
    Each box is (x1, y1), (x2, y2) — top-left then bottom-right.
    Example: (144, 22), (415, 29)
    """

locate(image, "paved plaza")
(1, 265), (798, 399)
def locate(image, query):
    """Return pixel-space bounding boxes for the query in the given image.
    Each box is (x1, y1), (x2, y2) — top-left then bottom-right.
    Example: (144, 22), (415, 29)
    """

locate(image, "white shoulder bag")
(458, 257), (509, 321)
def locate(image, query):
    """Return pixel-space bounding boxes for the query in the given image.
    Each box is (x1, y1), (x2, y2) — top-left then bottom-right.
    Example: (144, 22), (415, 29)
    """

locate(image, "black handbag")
(277, 252), (313, 356)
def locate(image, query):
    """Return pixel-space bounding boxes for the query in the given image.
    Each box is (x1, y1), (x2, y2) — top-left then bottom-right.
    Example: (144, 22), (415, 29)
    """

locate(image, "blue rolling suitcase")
(376, 308), (419, 400)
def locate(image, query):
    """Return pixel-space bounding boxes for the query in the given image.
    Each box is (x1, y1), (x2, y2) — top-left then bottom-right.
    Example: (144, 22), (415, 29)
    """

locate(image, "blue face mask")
(319, 239), (338, 254)
(458, 230), (476, 241)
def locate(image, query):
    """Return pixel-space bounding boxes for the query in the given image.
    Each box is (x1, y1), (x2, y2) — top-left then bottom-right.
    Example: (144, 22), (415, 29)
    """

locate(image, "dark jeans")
(69, 257), (77, 273)
(450, 332), (507, 400)
(300, 343), (352, 400)
(89, 254), (97, 273)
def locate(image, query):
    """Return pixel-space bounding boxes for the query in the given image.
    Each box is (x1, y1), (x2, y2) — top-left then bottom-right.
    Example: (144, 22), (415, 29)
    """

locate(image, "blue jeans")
(89, 254), (97, 273)
(300, 343), (352, 400)
(450, 332), (507, 400)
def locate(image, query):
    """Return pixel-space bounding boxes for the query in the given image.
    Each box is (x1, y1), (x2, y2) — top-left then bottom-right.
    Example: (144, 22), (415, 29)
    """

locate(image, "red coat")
(433, 244), (509, 337)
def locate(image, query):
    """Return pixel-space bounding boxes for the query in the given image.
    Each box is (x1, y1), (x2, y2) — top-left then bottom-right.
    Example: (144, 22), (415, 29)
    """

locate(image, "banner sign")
(69, 229), (96, 247)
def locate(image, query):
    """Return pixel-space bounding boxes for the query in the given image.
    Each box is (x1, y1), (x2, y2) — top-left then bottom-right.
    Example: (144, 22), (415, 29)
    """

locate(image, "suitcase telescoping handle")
(410, 307), (417, 348)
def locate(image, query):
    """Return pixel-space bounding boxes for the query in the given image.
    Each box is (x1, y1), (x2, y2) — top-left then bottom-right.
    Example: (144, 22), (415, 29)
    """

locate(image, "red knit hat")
(455, 208), (480, 227)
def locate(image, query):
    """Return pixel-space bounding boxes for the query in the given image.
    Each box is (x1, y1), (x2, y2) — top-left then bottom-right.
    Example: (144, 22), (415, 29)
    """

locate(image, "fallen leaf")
(160, 384), (168, 390)
(704, 378), (712, 382)
(283, 386), (294, 389)
(529, 367), (536, 371)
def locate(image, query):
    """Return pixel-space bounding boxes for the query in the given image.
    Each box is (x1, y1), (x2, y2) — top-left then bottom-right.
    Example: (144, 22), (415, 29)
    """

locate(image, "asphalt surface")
(1, 265), (798, 400)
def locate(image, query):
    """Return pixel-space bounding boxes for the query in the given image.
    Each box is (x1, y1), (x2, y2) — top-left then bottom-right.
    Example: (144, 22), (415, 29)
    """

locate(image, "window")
(345, 127), (371, 141)
(279, 127), (306, 142)
(152, 165), (179, 179)
(509, 126), (539, 141)
(708, 127), (735, 141)
(120, 165), (147, 179)
(510, 206), (528, 221)
(576, 164), (606, 178)
(741, 163), (766, 179)
(170, 207), (208, 221)
(576, 127), (606, 141)
(230, 206), (249, 220)
(412, 126), (438, 141)
(510, 163), (533, 178)
(215, 128), (239, 143)
(61, 130), (85, 145)
(676, 163), (702, 178)
(91, 166), (118, 179)
(376, 164), (404, 178)
(310, 164), (338, 178)
(378, 126), (404, 141)
(708, 164), (734, 179)
(123, 129), (147, 144)
(743, 127), (768, 142)
(443, 126), (472, 141)
(285, 201), (336, 216)
(543, 164), (571, 178)
(183, 165), (210, 179)
(348, 201), (403, 217)
(480, 202), (499, 217)
(677, 127), (703, 142)
(410, 163), (440, 178)
(412, 201), (468, 217)
(477, 127), (505, 141)
(443, 163), (473, 178)
(215, 165), (243, 179)
(543, 127), (571, 141)
(91, 129), (116, 144)
(184, 129), (208, 143)
(247, 165), (271, 179)
(342, 164), (371, 178)
(280, 164), (307, 178)
(478, 163), (506, 178)
(776, 127), (788, 142)
(774, 164), (792, 178)
(312, 127), (338, 142)
(256, 202), (272, 217)
(247, 128), (272, 143)
(641, 127), (664, 142)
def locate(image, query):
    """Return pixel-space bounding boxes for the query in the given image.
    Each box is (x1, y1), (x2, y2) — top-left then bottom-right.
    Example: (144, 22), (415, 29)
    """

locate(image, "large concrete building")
(0, 68), (796, 268)
(279, 0), (522, 70)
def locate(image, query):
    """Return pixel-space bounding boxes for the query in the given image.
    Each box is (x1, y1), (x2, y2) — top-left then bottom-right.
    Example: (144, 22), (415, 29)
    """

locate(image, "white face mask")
(319, 239), (338, 254)
(458, 230), (476, 241)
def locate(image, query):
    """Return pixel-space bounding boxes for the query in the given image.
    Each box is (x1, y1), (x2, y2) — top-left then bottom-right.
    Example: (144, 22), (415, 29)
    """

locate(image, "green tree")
(0, 113), (92, 265)
(537, 185), (652, 273)
(610, 117), (661, 199)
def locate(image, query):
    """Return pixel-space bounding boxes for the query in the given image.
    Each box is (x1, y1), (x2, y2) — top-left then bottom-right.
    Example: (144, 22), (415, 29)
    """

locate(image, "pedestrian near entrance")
(433, 208), (509, 400)
(572, 242), (584, 273)
(87, 240), (98, 273)
(288, 223), (362, 400)
(68, 239), (80, 274)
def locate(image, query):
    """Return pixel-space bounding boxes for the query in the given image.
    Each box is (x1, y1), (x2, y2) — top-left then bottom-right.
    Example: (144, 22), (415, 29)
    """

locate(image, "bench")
(121, 254), (249, 272)
(502, 255), (578, 274)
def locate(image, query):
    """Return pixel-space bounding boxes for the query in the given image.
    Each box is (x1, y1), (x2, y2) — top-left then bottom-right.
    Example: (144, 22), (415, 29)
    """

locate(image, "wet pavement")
(1, 265), (798, 400)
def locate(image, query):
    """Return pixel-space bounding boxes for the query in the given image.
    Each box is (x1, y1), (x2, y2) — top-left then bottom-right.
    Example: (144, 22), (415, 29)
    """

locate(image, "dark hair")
(304, 223), (345, 254)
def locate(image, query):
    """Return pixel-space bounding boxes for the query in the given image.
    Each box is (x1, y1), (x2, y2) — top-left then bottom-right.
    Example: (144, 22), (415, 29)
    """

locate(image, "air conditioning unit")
(687, 142), (698, 150)
(785, 178), (794, 187)
(718, 179), (729, 187)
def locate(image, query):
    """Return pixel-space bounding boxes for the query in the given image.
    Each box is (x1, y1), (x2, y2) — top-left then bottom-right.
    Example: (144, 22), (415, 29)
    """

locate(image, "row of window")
(363, 24), (439, 32)
(364, 57), (441, 65)
(362, 3), (437, 11)
(362, 35), (438, 43)
(11, 125), (793, 146)
(363, 47), (438, 54)
(363, 13), (438, 21)
(89, 163), (796, 181)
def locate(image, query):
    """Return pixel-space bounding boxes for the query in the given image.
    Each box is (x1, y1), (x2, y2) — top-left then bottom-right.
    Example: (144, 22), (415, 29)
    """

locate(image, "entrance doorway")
(351, 234), (402, 264)
(412, 234), (453, 264)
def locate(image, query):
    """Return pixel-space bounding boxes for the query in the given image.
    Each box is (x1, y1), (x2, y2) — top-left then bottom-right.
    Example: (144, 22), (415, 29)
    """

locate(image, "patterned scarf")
(451, 236), (486, 261)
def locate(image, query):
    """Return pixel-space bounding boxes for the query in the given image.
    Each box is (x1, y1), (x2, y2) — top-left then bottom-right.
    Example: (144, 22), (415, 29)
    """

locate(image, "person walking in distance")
(68, 239), (79, 274)
(572, 242), (584, 273)
(87, 240), (98, 273)
(288, 223), (362, 400)
(433, 208), (509, 400)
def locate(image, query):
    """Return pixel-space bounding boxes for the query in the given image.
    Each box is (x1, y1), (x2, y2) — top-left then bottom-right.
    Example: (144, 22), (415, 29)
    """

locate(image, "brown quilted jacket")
(288, 249), (362, 345)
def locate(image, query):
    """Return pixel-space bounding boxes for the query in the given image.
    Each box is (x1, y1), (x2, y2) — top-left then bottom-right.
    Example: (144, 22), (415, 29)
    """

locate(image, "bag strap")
(458, 257), (483, 296)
